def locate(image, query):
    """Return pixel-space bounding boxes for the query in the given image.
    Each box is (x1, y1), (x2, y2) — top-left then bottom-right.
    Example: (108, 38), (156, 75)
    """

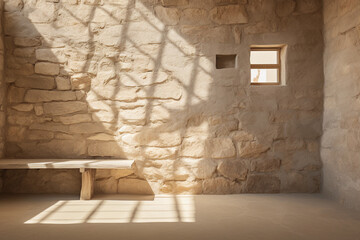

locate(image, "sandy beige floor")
(0, 194), (359, 240)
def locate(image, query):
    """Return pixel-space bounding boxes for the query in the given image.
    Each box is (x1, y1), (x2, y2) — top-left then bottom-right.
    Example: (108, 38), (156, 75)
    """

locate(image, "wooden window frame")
(250, 47), (281, 85)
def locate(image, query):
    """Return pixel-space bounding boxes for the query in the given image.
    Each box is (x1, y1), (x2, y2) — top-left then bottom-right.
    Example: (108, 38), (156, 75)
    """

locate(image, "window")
(250, 47), (281, 85)
(216, 54), (237, 69)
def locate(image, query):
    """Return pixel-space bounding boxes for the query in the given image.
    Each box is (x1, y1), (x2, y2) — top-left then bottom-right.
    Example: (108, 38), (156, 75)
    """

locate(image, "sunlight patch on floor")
(25, 195), (195, 224)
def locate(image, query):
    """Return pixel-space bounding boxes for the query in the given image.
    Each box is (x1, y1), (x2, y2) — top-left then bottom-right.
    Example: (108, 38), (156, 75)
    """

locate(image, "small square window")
(216, 54), (237, 69)
(250, 47), (281, 85)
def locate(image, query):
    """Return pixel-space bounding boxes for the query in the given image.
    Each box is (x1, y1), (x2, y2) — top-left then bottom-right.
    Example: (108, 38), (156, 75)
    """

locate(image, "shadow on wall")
(2, 0), (324, 195)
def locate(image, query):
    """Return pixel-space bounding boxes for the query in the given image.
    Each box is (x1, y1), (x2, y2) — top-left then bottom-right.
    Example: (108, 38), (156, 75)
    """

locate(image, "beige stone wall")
(2, 0), (323, 194)
(322, 0), (360, 210)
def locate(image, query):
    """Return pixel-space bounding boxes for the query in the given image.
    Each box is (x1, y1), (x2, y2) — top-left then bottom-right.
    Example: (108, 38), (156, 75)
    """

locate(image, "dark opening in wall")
(216, 55), (237, 69)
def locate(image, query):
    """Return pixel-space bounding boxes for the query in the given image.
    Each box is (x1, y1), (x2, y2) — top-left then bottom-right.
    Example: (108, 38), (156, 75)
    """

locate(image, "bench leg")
(80, 169), (96, 200)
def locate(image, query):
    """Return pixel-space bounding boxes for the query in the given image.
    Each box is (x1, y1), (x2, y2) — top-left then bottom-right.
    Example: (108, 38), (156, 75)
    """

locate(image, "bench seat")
(0, 159), (135, 200)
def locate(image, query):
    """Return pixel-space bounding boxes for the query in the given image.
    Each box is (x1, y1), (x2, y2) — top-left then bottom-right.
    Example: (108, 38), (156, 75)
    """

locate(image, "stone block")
(56, 76), (71, 90)
(59, 114), (92, 124)
(7, 86), (26, 103)
(154, 6), (181, 25)
(15, 76), (55, 90)
(218, 159), (248, 180)
(36, 48), (67, 63)
(117, 178), (154, 195)
(180, 137), (206, 158)
(209, 5), (248, 25)
(251, 158), (281, 173)
(206, 138), (236, 159)
(88, 142), (126, 157)
(43, 101), (87, 115)
(25, 90), (76, 102)
(237, 141), (270, 158)
(12, 104), (34, 112)
(35, 62), (60, 75)
(245, 175), (280, 193)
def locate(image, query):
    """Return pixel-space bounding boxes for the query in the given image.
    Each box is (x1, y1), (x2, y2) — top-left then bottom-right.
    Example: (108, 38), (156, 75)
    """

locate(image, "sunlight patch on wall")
(25, 195), (195, 224)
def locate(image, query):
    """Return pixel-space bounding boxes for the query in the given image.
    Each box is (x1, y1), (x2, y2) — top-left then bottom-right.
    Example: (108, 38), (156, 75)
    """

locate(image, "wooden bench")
(0, 159), (134, 200)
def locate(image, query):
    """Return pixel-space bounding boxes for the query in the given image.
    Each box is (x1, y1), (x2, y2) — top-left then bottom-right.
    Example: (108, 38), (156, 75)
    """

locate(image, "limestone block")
(144, 147), (178, 159)
(56, 76), (71, 90)
(18, 140), (86, 158)
(245, 175), (280, 193)
(95, 177), (118, 194)
(276, 0), (296, 17)
(118, 107), (146, 125)
(13, 47), (35, 58)
(36, 49), (67, 63)
(83, 0), (101, 5)
(161, 0), (188, 7)
(154, 6), (180, 25)
(69, 122), (112, 134)
(59, 114), (92, 124)
(4, 12), (40, 37)
(250, 158), (281, 173)
(218, 159), (248, 180)
(29, 122), (68, 133)
(4, 0), (24, 12)
(161, 180), (202, 194)
(96, 169), (133, 179)
(206, 138), (236, 159)
(71, 73), (91, 90)
(7, 86), (26, 103)
(181, 8), (210, 25)
(230, 131), (255, 142)
(88, 86), (138, 101)
(27, 130), (55, 141)
(202, 177), (233, 194)
(55, 133), (75, 140)
(180, 137), (206, 158)
(25, 90), (77, 102)
(118, 178), (154, 195)
(122, 130), (182, 147)
(43, 101), (87, 115)
(88, 142), (126, 157)
(237, 141), (270, 158)
(7, 126), (26, 142)
(23, 0), (56, 23)
(35, 62), (60, 75)
(97, 25), (124, 47)
(86, 133), (114, 141)
(119, 72), (169, 87)
(15, 76), (55, 90)
(12, 104), (34, 112)
(34, 105), (44, 116)
(13, 37), (41, 47)
(209, 5), (248, 25)
(138, 80), (182, 100)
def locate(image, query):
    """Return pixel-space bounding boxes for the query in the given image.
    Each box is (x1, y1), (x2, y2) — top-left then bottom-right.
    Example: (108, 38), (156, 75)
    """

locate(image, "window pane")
(251, 69), (279, 83)
(250, 50), (278, 64)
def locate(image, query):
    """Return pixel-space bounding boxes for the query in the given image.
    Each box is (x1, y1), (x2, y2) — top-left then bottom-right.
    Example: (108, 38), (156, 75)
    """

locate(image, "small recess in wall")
(216, 54), (237, 69)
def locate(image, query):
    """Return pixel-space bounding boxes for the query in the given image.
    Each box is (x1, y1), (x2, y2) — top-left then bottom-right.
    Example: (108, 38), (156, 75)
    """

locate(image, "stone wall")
(0, 0), (5, 191)
(2, 0), (323, 194)
(322, 0), (360, 210)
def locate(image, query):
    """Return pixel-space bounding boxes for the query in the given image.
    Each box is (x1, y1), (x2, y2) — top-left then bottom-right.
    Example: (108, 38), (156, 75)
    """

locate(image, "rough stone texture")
(0, 0), (5, 161)
(1, 0), (324, 195)
(322, 0), (360, 210)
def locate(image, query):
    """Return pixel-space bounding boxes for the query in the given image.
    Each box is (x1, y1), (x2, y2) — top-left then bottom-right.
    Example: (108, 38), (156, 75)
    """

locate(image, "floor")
(0, 194), (359, 240)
